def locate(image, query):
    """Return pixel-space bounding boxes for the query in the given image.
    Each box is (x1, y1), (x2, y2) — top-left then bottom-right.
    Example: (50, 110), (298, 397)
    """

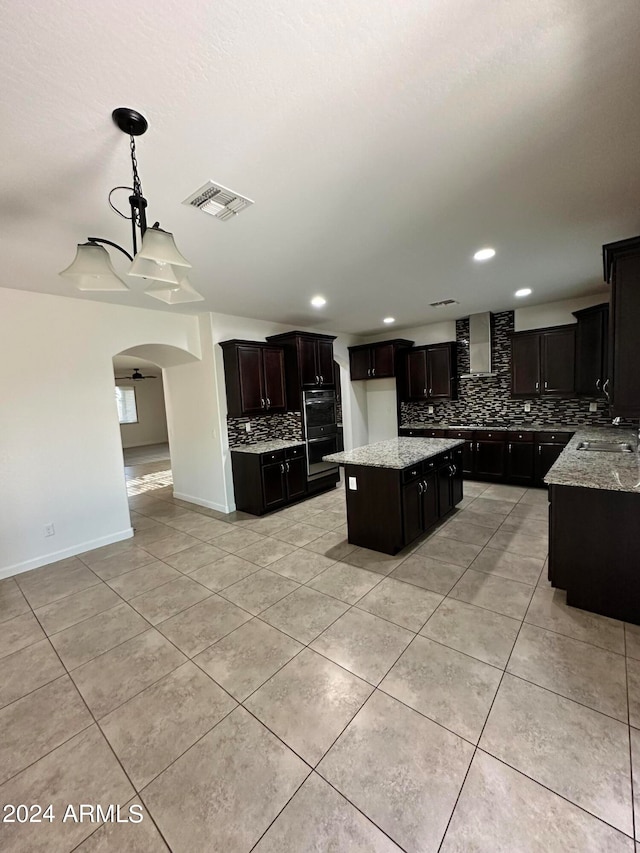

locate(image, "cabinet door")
(450, 450), (464, 505)
(610, 253), (640, 418)
(285, 456), (307, 501)
(535, 443), (564, 485)
(507, 441), (534, 483)
(371, 343), (395, 378)
(437, 465), (453, 516)
(405, 350), (428, 400)
(261, 462), (286, 509)
(460, 441), (474, 475)
(262, 348), (286, 411)
(349, 348), (371, 380)
(422, 473), (439, 529)
(475, 440), (505, 478)
(299, 338), (319, 386)
(402, 479), (424, 545)
(542, 328), (575, 397)
(511, 333), (540, 397)
(237, 345), (265, 414)
(316, 340), (335, 386)
(575, 308), (607, 397)
(427, 346), (452, 399)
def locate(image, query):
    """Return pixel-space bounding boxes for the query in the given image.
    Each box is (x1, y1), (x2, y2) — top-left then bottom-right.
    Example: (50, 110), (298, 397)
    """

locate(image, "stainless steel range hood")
(459, 312), (496, 378)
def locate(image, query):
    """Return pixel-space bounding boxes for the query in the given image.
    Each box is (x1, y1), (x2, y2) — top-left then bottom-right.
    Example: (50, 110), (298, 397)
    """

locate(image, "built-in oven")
(306, 433), (339, 481)
(302, 390), (339, 481)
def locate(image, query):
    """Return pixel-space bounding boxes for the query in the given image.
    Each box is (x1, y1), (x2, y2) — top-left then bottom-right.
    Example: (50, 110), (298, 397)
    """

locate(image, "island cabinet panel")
(573, 303), (609, 398)
(344, 446), (463, 555)
(549, 484), (640, 624)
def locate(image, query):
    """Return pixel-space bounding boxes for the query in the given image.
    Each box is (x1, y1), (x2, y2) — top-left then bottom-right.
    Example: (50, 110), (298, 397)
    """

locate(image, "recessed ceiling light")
(383, 317), (395, 324)
(311, 295), (326, 308)
(473, 247), (496, 262)
(515, 288), (532, 298)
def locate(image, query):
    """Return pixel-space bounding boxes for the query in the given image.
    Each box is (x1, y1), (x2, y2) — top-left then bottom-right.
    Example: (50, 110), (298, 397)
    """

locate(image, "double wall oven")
(302, 389), (339, 481)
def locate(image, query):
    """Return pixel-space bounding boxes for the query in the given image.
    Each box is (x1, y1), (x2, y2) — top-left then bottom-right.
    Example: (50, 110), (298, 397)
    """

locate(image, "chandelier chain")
(129, 135), (144, 227)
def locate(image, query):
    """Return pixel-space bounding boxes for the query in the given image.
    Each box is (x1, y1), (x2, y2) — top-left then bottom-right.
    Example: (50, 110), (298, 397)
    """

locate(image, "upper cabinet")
(266, 331), (337, 410)
(348, 339), (414, 380)
(573, 303), (609, 398)
(399, 342), (457, 402)
(603, 236), (640, 418)
(510, 326), (575, 398)
(220, 340), (287, 417)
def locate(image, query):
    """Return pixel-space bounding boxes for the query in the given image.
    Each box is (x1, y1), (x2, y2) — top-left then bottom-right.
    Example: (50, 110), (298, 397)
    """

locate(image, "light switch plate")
(348, 476), (357, 490)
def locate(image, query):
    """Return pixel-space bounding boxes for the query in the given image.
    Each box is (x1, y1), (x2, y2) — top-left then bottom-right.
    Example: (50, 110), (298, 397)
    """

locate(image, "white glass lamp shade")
(59, 244), (129, 291)
(128, 227), (191, 285)
(145, 278), (204, 304)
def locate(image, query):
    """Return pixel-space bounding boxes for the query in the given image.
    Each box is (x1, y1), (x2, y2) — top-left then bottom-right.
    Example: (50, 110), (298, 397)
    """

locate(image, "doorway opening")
(113, 354), (172, 500)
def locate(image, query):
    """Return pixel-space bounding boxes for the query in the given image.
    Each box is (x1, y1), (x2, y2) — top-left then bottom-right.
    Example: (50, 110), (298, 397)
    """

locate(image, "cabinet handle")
(372, 368), (376, 377)
(261, 398), (266, 408)
(285, 462), (290, 473)
(476, 442), (480, 452)
(418, 481), (424, 494)
(596, 378), (601, 391)
(429, 387), (433, 395)
(266, 397), (271, 408)
(603, 378), (610, 400)
(508, 444), (512, 453)
(320, 375), (324, 384)
(544, 381), (548, 390)
(535, 381), (539, 390)
(449, 465), (456, 476)
(280, 463), (285, 473)
(423, 387), (427, 397)
(538, 445), (542, 455)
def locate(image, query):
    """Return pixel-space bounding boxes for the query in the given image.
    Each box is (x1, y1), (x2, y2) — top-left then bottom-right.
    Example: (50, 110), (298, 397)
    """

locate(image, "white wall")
(365, 378), (398, 443)
(514, 293), (609, 331)
(0, 288), (201, 578)
(116, 376), (168, 448)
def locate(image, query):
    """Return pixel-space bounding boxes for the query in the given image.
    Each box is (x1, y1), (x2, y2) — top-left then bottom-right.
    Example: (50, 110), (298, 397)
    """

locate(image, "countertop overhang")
(544, 427), (640, 493)
(324, 437), (465, 470)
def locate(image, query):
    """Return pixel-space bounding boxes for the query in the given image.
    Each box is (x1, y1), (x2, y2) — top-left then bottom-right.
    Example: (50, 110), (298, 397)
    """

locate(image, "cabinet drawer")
(402, 465), (423, 484)
(535, 431), (572, 444)
(422, 459), (437, 473)
(260, 450), (285, 465)
(474, 430), (508, 441)
(399, 428), (426, 437)
(509, 430), (535, 442)
(424, 428), (446, 438)
(285, 445), (305, 460)
(448, 429), (473, 440)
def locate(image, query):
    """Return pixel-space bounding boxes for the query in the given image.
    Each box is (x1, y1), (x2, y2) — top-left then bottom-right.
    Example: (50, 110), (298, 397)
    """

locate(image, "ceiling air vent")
(182, 181), (254, 221)
(429, 299), (459, 307)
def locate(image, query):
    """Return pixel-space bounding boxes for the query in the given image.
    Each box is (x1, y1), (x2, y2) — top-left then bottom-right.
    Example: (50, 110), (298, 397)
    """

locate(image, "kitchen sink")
(576, 440), (635, 453)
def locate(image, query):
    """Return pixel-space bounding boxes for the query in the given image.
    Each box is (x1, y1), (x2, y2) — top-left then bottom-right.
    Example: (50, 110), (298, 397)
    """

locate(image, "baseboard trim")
(172, 492), (234, 515)
(0, 528), (134, 580)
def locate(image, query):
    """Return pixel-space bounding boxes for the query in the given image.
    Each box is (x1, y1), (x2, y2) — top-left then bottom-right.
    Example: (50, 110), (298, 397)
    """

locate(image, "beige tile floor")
(1, 462), (639, 851)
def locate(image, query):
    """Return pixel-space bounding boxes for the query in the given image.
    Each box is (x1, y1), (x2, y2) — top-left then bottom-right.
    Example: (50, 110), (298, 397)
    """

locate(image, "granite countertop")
(401, 421), (578, 432)
(545, 427), (640, 493)
(324, 437), (464, 470)
(230, 439), (305, 454)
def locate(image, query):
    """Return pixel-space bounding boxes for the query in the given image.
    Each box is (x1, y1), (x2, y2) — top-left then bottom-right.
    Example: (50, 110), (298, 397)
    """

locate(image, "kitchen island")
(324, 437), (465, 555)
(545, 426), (640, 624)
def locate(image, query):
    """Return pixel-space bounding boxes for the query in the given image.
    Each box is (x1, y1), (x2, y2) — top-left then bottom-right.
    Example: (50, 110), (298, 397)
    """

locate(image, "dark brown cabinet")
(534, 431), (572, 486)
(348, 339), (414, 380)
(220, 340), (287, 417)
(474, 436), (506, 479)
(266, 331), (337, 410)
(402, 471), (438, 544)
(603, 236), (640, 419)
(511, 327), (575, 398)
(401, 343), (457, 402)
(573, 303), (609, 398)
(232, 445), (307, 515)
(506, 432), (535, 484)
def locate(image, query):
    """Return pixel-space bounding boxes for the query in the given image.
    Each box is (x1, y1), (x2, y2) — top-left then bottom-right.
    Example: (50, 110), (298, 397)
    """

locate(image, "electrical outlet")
(44, 523), (55, 537)
(428, 406), (434, 414)
(524, 402), (531, 413)
(348, 476), (357, 490)
(245, 422), (251, 433)
(589, 402), (598, 412)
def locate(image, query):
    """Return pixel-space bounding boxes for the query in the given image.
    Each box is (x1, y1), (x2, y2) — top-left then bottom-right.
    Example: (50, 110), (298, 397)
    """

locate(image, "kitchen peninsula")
(324, 437), (465, 555)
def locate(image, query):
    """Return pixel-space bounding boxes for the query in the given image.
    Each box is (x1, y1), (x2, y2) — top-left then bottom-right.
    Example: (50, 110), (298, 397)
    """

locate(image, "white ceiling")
(1, 0), (638, 334)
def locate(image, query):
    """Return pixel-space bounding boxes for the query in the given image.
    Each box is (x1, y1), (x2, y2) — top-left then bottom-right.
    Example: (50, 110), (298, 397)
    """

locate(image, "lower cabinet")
(534, 431), (572, 486)
(344, 447), (464, 555)
(232, 446), (309, 515)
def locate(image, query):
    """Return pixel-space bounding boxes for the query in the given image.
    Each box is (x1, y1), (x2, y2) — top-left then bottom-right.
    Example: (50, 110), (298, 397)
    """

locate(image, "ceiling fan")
(115, 368), (158, 381)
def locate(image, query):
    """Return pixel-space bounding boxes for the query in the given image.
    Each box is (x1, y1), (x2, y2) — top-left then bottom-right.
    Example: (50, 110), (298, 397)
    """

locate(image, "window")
(115, 385), (138, 424)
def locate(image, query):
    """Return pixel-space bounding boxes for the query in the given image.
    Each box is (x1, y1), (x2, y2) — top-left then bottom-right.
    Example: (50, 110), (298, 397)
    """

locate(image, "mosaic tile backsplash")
(227, 412), (303, 446)
(401, 310), (618, 428)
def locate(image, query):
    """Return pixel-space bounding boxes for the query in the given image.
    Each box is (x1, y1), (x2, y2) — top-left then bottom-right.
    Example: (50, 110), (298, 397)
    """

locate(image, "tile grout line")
(624, 624), (637, 843)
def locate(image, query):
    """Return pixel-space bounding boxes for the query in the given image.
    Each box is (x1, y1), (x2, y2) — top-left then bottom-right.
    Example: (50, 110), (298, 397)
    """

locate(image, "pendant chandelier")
(59, 108), (203, 304)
